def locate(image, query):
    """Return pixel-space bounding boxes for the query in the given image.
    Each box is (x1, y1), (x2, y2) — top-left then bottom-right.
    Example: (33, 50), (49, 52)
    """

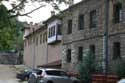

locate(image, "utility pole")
(15, 18), (19, 65)
(103, 0), (109, 74)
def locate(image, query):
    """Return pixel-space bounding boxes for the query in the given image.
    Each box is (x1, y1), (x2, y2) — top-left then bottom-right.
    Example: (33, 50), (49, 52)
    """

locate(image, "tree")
(0, 0), (70, 51)
(1, 0), (70, 19)
(0, 4), (24, 51)
(0, 17), (24, 51)
(78, 50), (96, 83)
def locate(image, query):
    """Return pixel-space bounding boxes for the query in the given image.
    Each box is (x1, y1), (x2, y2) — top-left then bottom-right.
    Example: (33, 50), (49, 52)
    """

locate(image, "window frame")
(78, 46), (83, 61)
(113, 42), (121, 59)
(90, 10), (97, 29)
(113, 2), (122, 23)
(66, 49), (71, 63)
(67, 19), (72, 34)
(89, 44), (95, 57)
(78, 14), (84, 30)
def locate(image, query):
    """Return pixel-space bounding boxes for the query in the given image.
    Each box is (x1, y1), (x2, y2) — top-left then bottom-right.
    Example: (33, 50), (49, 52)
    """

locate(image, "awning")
(37, 60), (61, 68)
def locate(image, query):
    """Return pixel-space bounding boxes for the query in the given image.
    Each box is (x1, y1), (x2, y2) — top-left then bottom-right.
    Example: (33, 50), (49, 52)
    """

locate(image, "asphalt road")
(0, 64), (27, 83)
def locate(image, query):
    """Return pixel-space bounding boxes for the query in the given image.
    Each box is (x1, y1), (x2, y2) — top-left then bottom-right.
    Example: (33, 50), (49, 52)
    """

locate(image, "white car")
(117, 79), (125, 83)
(28, 68), (80, 83)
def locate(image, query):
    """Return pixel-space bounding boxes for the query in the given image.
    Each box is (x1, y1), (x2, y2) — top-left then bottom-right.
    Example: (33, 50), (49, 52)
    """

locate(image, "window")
(45, 32), (47, 42)
(78, 47), (83, 61)
(35, 70), (42, 75)
(66, 49), (71, 63)
(57, 24), (62, 35)
(43, 33), (45, 43)
(89, 45), (95, 57)
(49, 28), (51, 38)
(90, 10), (97, 28)
(40, 34), (42, 44)
(48, 26), (56, 38)
(46, 70), (67, 76)
(78, 14), (84, 30)
(43, 32), (47, 43)
(36, 37), (38, 45)
(52, 26), (55, 36)
(67, 20), (72, 34)
(113, 3), (122, 23)
(113, 42), (121, 59)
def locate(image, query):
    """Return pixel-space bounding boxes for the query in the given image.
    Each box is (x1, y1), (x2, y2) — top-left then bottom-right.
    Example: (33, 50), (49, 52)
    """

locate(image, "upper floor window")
(66, 49), (71, 63)
(57, 24), (62, 35)
(48, 26), (55, 38)
(78, 46), (83, 61)
(36, 37), (38, 45)
(40, 34), (42, 44)
(113, 2), (122, 23)
(43, 32), (47, 43)
(67, 20), (72, 34)
(78, 14), (84, 30)
(113, 42), (121, 59)
(90, 10), (97, 28)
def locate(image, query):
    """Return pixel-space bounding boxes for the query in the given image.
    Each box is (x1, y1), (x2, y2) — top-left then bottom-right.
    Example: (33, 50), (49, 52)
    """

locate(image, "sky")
(17, 0), (82, 23)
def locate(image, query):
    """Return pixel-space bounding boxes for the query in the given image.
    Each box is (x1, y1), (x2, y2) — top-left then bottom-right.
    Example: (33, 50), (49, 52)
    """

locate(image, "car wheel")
(73, 81), (79, 83)
(28, 73), (37, 83)
(25, 77), (28, 81)
(47, 81), (53, 83)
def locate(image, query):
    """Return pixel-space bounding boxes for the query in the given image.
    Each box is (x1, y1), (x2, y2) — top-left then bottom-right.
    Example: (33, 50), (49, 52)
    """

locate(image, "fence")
(92, 74), (120, 83)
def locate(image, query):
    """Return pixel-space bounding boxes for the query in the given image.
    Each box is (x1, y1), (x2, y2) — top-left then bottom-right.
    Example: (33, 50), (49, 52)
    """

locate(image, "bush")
(113, 58), (125, 78)
(78, 50), (96, 83)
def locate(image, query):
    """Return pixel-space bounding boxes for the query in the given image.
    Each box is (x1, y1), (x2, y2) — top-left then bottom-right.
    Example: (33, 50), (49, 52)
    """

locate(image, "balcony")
(47, 24), (62, 44)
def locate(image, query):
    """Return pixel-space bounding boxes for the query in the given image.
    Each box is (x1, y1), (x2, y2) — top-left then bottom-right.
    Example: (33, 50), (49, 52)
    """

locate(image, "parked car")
(28, 68), (80, 83)
(16, 69), (35, 81)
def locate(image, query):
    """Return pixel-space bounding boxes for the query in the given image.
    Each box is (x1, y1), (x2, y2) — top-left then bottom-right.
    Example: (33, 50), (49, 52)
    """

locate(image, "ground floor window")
(66, 49), (71, 63)
(78, 46), (83, 61)
(89, 44), (95, 57)
(113, 42), (121, 59)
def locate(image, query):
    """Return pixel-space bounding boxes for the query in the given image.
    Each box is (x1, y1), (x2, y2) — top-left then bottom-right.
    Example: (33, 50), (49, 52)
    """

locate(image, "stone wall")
(62, 0), (125, 72)
(0, 52), (16, 64)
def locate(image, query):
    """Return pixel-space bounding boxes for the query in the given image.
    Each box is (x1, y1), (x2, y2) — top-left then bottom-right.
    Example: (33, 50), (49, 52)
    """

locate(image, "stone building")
(23, 23), (48, 68)
(23, 16), (62, 68)
(61, 0), (125, 72)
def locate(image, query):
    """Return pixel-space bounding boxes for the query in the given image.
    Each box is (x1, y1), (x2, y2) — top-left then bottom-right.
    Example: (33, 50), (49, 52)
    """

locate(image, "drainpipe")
(46, 28), (48, 64)
(103, 0), (109, 74)
(46, 42), (48, 64)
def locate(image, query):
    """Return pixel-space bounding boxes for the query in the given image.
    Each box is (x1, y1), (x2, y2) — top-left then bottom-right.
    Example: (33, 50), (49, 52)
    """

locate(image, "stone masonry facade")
(61, 0), (125, 72)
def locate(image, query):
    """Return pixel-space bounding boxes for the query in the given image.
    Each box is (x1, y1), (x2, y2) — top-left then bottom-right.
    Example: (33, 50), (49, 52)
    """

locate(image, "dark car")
(16, 69), (33, 81)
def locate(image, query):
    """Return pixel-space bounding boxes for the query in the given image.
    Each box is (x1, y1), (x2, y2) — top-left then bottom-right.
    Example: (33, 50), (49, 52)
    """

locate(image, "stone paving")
(0, 64), (28, 83)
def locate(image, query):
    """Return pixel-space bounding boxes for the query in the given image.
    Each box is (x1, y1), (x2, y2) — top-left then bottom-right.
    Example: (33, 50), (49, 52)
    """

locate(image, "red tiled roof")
(38, 60), (61, 68)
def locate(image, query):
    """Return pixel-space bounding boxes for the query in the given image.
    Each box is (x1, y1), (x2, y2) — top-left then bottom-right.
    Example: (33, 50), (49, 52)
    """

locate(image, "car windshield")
(45, 70), (68, 76)
(33, 69), (42, 75)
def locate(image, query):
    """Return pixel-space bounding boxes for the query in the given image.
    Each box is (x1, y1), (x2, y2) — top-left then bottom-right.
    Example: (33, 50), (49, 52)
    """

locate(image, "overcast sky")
(17, 0), (82, 23)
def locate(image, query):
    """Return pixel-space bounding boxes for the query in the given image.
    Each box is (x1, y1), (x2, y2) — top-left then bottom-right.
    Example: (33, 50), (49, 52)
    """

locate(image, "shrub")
(78, 50), (96, 83)
(113, 58), (125, 78)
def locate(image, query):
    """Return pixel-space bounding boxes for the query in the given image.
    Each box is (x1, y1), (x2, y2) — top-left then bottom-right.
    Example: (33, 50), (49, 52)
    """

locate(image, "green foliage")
(78, 50), (96, 83)
(0, 4), (23, 51)
(0, 5), (10, 28)
(112, 58), (125, 78)
(0, 0), (68, 51)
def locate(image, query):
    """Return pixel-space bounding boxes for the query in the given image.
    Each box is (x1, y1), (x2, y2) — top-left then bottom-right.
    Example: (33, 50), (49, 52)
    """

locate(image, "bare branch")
(7, 0), (26, 13)
(9, 5), (46, 18)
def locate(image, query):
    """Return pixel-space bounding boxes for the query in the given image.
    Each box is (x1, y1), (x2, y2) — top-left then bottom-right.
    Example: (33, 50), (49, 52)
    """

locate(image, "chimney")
(51, 11), (55, 16)
(69, 0), (74, 7)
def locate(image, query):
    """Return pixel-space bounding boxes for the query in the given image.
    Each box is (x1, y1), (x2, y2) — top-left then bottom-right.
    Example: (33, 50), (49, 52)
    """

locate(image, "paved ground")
(0, 64), (28, 83)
